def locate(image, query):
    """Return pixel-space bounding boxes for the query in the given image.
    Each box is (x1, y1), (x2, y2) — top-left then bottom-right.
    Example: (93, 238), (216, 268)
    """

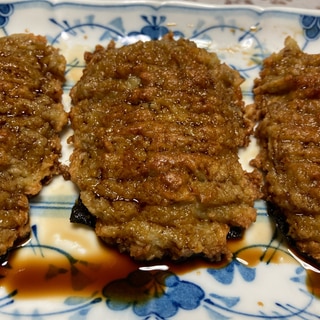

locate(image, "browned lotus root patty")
(0, 33), (67, 256)
(69, 34), (262, 261)
(252, 37), (320, 265)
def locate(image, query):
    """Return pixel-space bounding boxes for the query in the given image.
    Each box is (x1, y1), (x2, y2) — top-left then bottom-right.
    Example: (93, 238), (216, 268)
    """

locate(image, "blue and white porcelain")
(0, 1), (319, 319)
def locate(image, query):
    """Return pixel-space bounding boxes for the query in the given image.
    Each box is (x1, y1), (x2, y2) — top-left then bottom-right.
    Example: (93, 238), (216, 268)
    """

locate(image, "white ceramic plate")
(0, 1), (319, 319)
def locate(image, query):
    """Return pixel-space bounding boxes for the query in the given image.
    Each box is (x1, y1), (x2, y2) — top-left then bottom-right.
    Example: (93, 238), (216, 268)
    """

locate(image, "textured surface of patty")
(0, 33), (68, 256)
(252, 37), (320, 265)
(69, 34), (262, 261)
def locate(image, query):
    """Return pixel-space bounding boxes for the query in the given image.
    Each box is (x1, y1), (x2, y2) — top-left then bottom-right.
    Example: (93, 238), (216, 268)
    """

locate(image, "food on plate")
(69, 33), (262, 261)
(0, 33), (68, 257)
(252, 37), (320, 266)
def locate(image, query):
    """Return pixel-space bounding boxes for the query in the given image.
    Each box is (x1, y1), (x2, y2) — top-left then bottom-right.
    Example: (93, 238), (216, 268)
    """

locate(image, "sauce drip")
(0, 245), (138, 299)
(287, 249), (320, 299)
(307, 270), (320, 298)
(0, 246), (224, 300)
(0, 236), (319, 301)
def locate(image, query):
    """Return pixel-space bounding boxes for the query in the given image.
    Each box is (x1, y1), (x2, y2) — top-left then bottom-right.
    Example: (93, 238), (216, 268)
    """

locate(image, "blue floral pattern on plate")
(0, 4), (13, 29)
(104, 270), (205, 317)
(0, 1), (319, 319)
(300, 15), (320, 40)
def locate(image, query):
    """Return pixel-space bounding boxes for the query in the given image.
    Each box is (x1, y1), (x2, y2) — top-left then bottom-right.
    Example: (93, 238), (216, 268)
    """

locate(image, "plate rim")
(1, 0), (320, 16)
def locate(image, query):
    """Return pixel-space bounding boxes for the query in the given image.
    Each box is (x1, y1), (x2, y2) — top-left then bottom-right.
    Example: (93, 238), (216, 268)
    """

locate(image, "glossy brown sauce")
(0, 245), (138, 299)
(306, 270), (320, 298)
(0, 247), (221, 300)
(0, 237), (319, 300)
(287, 249), (320, 299)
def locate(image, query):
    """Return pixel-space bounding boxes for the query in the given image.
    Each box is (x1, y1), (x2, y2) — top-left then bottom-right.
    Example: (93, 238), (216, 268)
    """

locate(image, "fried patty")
(69, 34), (262, 261)
(252, 37), (320, 265)
(0, 34), (67, 256)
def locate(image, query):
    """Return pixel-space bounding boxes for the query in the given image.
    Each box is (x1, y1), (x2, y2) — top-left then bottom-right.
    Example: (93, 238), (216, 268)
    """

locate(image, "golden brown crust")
(0, 33), (67, 256)
(253, 37), (320, 265)
(69, 34), (262, 261)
